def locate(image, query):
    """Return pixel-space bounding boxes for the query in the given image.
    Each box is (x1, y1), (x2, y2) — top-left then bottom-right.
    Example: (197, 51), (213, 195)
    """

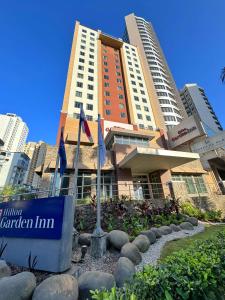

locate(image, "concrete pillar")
(160, 170), (172, 199)
(117, 168), (133, 199)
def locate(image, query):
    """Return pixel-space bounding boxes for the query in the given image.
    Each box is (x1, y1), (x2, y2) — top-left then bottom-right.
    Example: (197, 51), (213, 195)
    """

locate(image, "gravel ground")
(136, 223), (205, 272)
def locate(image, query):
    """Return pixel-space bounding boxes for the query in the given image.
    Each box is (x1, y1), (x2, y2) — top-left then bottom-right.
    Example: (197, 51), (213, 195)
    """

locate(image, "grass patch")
(160, 224), (225, 261)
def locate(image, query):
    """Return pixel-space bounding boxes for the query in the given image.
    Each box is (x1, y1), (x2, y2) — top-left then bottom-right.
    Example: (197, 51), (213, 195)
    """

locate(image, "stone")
(114, 257), (135, 288)
(78, 233), (92, 246)
(0, 271), (36, 300)
(140, 230), (156, 244)
(0, 260), (11, 278)
(91, 233), (107, 258)
(169, 224), (181, 232)
(32, 274), (78, 300)
(108, 230), (129, 250)
(186, 216), (198, 226)
(151, 227), (162, 238)
(78, 271), (115, 300)
(120, 243), (142, 265)
(158, 226), (172, 235)
(180, 222), (194, 230)
(132, 235), (150, 253)
(65, 265), (83, 278)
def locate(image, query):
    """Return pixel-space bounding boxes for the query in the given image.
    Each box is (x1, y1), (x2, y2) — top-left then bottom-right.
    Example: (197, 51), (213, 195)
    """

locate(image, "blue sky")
(0, 0), (224, 144)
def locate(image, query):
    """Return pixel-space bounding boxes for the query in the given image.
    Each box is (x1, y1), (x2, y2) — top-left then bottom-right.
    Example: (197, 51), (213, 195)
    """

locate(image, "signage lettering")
(171, 126), (197, 142)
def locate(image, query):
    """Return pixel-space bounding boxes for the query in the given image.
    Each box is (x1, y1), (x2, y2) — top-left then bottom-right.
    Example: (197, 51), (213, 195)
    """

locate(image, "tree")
(221, 67), (225, 83)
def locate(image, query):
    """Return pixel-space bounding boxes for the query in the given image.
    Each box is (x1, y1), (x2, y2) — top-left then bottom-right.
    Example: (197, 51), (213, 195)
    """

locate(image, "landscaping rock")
(132, 235), (150, 253)
(32, 274), (78, 300)
(78, 271), (115, 300)
(0, 271), (36, 300)
(158, 226), (172, 235)
(151, 227), (162, 238)
(0, 260), (11, 278)
(169, 224), (181, 232)
(108, 230), (129, 250)
(140, 230), (156, 244)
(186, 216), (198, 226)
(180, 222), (194, 230)
(114, 257), (135, 288)
(121, 243), (142, 265)
(78, 233), (92, 246)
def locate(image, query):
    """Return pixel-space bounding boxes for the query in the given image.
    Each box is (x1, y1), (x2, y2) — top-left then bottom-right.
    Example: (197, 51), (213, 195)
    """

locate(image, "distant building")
(180, 84), (223, 136)
(0, 113), (29, 152)
(24, 141), (47, 188)
(0, 151), (30, 188)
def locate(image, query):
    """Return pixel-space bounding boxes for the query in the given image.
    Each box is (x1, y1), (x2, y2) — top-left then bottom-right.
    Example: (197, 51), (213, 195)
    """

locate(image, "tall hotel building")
(39, 17), (221, 203)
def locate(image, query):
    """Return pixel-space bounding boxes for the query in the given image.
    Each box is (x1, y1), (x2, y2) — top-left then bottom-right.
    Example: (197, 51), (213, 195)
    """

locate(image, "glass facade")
(172, 174), (207, 195)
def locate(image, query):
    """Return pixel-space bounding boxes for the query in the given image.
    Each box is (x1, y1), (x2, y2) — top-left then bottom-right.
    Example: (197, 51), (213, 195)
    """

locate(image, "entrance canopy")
(118, 147), (200, 173)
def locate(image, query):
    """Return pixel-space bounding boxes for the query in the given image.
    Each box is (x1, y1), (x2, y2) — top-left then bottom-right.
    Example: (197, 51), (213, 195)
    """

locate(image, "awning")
(118, 147), (200, 173)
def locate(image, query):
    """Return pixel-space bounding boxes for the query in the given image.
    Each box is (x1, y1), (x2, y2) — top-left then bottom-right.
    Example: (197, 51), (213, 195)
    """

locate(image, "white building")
(0, 113), (29, 152)
(0, 151), (30, 188)
(180, 84), (223, 135)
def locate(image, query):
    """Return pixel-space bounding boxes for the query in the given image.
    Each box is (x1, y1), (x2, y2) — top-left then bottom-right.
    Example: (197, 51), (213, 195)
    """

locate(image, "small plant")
(0, 240), (7, 258)
(28, 251), (38, 271)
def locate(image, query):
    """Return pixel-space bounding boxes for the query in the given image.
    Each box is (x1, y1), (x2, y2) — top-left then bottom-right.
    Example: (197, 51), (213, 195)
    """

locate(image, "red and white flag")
(80, 107), (93, 143)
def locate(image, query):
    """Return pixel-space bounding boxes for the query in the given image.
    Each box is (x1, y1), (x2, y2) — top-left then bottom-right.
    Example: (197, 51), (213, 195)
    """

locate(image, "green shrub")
(92, 230), (225, 300)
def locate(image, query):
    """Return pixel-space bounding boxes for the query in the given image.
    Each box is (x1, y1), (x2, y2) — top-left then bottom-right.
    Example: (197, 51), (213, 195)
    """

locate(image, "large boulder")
(32, 274), (78, 300)
(120, 243), (142, 265)
(186, 216), (198, 226)
(158, 226), (172, 235)
(78, 271), (115, 300)
(151, 227), (162, 238)
(0, 260), (11, 278)
(169, 224), (181, 232)
(0, 271), (36, 300)
(114, 257), (135, 288)
(78, 233), (92, 246)
(132, 235), (150, 253)
(180, 222), (194, 230)
(108, 230), (129, 250)
(140, 230), (156, 244)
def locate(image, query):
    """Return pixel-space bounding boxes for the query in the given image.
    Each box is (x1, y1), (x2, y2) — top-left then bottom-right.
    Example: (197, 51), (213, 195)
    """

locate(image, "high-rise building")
(124, 13), (186, 130)
(180, 84), (223, 135)
(0, 113), (28, 152)
(24, 141), (47, 188)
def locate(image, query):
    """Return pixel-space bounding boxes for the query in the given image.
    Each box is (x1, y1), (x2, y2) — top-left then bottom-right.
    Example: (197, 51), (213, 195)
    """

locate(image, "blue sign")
(0, 196), (65, 240)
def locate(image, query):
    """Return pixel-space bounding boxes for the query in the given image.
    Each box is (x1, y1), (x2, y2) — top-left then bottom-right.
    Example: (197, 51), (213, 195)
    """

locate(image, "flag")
(58, 129), (67, 177)
(98, 114), (106, 168)
(80, 107), (93, 143)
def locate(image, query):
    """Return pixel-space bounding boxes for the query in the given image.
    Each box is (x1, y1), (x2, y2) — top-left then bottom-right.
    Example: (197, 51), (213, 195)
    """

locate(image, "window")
(157, 92), (167, 96)
(136, 105), (141, 110)
(140, 90), (145, 95)
(120, 112), (126, 118)
(159, 99), (170, 104)
(131, 81), (136, 85)
(161, 107), (173, 112)
(105, 109), (111, 115)
(78, 65), (84, 71)
(77, 82), (83, 88)
(104, 91), (110, 96)
(139, 124), (144, 129)
(90, 48), (94, 53)
(137, 114), (143, 120)
(171, 174), (207, 195)
(86, 115), (93, 121)
(76, 91), (82, 97)
(117, 79), (122, 83)
(103, 55), (107, 60)
(81, 39), (86, 44)
(90, 32), (95, 36)
(139, 83), (144, 87)
(87, 93), (93, 100)
(79, 58), (85, 63)
(86, 104), (93, 110)
(119, 103), (124, 109)
(78, 73), (83, 79)
(80, 51), (85, 56)
(80, 45), (85, 50)
(88, 68), (94, 73)
(142, 98), (147, 103)
(104, 68), (109, 72)
(134, 96), (139, 101)
(118, 94), (124, 99)
(104, 62), (108, 66)
(89, 54), (94, 59)
(146, 115), (151, 121)
(164, 116), (176, 121)
(105, 99), (110, 105)
(81, 34), (86, 38)
(74, 101), (82, 108)
(90, 42), (95, 47)
(144, 107), (149, 112)
(88, 84), (94, 90)
(117, 86), (122, 90)
(129, 68), (133, 72)
(89, 61), (94, 66)
(136, 69), (140, 74)
(104, 75), (109, 80)
(104, 82), (110, 87)
(133, 88), (137, 93)
(88, 76), (94, 81)
(82, 29), (87, 33)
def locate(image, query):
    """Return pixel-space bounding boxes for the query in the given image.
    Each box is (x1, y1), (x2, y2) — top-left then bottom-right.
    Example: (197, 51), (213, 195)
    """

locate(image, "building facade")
(180, 83), (223, 135)
(0, 113), (28, 152)
(0, 151), (30, 188)
(24, 141), (47, 188)
(124, 13), (187, 130)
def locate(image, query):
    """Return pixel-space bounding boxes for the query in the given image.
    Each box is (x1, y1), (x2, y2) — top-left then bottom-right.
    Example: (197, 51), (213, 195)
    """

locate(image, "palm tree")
(221, 67), (225, 83)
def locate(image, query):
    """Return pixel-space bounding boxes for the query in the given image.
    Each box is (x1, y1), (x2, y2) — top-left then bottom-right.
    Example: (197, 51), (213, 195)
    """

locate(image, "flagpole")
(51, 152), (59, 197)
(93, 114), (104, 236)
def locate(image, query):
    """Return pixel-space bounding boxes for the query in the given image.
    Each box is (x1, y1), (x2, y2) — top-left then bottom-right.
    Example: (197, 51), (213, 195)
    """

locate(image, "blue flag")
(98, 115), (106, 168)
(58, 129), (67, 176)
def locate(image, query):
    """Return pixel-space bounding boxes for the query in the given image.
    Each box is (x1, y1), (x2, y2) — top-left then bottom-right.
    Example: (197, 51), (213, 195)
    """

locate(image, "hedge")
(91, 230), (225, 300)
